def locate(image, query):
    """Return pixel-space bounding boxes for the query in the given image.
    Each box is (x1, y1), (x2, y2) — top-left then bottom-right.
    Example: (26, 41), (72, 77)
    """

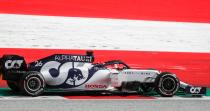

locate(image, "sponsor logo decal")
(85, 84), (107, 89)
(5, 60), (23, 69)
(123, 71), (151, 75)
(190, 87), (202, 94)
(40, 61), (89, 87)
(65, 68), (86, 86)
(55, 55), (92, 62)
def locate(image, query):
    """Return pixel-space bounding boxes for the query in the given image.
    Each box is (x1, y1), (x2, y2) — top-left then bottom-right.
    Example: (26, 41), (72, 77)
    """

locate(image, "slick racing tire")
(155, 72), (180, 97)
(20, 71), (45, 96)
(7, 81), (20, 92)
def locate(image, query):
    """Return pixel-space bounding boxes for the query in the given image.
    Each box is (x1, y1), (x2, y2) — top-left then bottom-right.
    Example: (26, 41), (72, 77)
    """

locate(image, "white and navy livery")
(0, 51), (206, 97)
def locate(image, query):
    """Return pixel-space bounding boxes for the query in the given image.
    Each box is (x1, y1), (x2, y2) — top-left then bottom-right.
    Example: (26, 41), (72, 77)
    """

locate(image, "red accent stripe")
(0, 48), (210, 88)
(0, 75), (6, 87)
(64, 95), (155, 99)
(0, 0), (210, 23)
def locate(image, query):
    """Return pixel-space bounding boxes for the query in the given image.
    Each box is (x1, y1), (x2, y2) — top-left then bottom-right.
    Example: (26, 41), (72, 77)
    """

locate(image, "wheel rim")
(161, 77), (176, 92)
(26, 77), (41, 91)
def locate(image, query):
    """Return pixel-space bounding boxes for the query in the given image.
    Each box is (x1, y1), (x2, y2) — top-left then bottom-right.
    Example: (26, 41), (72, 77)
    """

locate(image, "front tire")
(155, 72), (180, 97)
(20, 71), (45, 96)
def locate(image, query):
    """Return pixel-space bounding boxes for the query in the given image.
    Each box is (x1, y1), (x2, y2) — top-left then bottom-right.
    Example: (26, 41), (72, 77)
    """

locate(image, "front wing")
(180, 81), (206, 96)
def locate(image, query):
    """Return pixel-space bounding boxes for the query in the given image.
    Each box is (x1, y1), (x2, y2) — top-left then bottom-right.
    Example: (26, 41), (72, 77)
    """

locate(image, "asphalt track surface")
(0, 88), (210, 111)
(1, 97), (210, 111)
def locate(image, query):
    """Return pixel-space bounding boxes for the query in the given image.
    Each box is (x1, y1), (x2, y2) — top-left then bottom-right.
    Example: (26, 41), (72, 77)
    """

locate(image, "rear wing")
(0, 55), (27, 80)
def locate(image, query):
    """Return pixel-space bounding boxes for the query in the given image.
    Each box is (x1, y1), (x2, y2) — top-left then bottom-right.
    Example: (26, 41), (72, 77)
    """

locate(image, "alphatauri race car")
(0, 51), (206, 96)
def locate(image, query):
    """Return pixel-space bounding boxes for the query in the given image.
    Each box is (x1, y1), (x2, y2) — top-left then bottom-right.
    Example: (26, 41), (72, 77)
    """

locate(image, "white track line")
(0, 14), (210, 52)
(156, 96), (210, 100)
(0, 96), (65, 100)
(1, 96), (210, 100)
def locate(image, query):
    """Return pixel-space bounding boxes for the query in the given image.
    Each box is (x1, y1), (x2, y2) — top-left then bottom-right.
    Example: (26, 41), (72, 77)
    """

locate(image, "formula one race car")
(0, 51), (206, 97)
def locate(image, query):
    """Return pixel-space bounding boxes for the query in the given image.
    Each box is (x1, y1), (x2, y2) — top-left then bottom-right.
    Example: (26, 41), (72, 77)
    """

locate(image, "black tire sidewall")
(155, 73), (180, 97)
(21, 72), (45, 96)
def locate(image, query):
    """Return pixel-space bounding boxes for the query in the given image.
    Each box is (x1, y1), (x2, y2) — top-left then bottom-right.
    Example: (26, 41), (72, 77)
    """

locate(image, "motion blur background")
(0, 0), (210, 88)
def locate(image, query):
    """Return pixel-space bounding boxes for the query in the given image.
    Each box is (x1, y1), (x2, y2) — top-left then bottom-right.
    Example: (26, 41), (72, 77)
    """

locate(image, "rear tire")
(7, 81), (20, 92)
(20, 71), (45, 96)
(155, 72), (180, 97)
